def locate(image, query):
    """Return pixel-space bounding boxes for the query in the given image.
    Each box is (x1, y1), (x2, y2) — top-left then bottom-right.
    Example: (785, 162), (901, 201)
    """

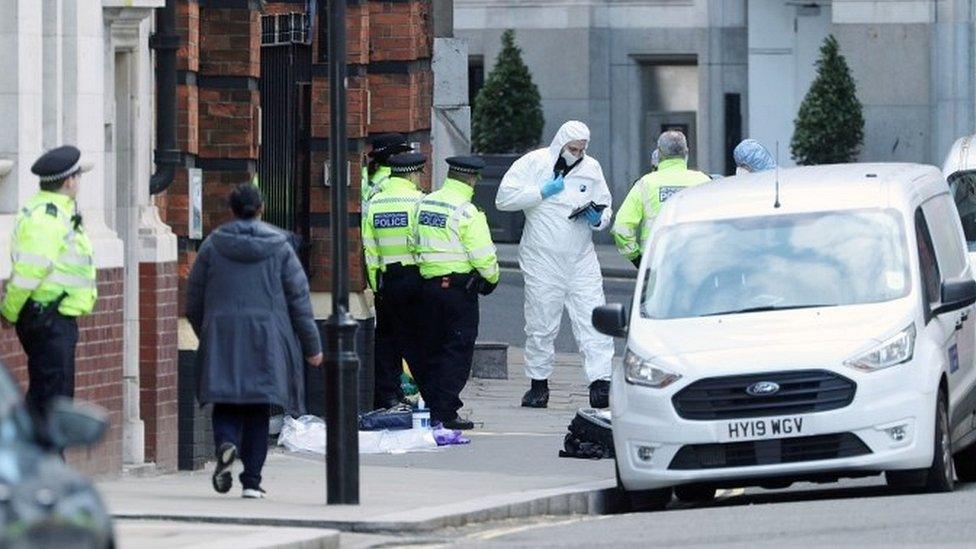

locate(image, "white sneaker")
(242, 487), (266, 499)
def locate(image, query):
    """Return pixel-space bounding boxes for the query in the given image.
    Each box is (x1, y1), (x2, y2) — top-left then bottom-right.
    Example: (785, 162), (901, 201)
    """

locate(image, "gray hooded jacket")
(186, 219), (321, 413)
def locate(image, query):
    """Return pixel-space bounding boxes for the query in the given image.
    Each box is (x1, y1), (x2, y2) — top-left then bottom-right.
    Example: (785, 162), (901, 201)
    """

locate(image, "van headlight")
(844, 324), (916, 372)
(624, 349), (681, 388)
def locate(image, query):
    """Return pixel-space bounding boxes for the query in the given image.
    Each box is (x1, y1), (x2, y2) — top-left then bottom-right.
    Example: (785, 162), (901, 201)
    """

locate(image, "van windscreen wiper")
(700, 304), (836, 317)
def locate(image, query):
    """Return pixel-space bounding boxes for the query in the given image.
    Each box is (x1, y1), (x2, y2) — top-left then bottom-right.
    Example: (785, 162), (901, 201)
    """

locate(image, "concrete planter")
(471, 341), (509, 379)
(472, 154), (523, 243)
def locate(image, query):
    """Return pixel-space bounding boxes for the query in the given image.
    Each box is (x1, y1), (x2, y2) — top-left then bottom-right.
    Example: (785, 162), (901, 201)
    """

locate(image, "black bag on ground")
(358, 407), (412, 431)
(559, 408), (614, 459)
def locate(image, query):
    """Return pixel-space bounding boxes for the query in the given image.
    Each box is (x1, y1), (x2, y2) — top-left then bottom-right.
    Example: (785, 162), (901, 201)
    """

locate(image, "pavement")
(495, 243), (637, 279)
(102, 350), (617, 547)
(114, 521), (340, 549)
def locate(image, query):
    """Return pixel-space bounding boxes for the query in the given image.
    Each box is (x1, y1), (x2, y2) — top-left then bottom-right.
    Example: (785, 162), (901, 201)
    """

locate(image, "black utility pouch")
(18, 293), (67, 332)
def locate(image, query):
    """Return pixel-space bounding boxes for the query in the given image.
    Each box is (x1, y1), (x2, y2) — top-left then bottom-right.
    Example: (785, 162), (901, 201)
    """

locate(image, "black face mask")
(553, 155), (583, 179)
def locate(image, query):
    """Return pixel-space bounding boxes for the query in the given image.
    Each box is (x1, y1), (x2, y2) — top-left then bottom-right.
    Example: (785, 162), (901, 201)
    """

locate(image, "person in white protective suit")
(495, 121), (615, 409)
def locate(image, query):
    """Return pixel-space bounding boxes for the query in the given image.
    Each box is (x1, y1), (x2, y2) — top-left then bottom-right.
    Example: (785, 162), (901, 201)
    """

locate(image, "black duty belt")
(383, 263), (419, 277)
(423, 272), (473, 289)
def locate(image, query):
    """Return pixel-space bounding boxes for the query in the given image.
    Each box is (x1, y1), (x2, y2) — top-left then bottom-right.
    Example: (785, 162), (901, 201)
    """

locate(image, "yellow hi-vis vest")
(611, 158), (710, 260)
(413, 179), (500, 283)
(1, 191), (97, 322)
(361, 176), (424, 290)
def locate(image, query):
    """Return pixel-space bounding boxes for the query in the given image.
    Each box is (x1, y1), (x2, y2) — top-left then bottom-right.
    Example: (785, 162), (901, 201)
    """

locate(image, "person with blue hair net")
(733, 139), (777, 173)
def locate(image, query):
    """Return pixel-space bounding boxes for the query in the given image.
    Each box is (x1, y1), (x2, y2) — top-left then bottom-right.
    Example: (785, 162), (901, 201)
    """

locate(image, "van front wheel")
(885, 390), (953, 493)
(615, 462), (671, 512)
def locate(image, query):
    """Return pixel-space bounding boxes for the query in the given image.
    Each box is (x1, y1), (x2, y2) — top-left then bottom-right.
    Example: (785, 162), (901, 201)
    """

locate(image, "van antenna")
(774, 140), (781, 209)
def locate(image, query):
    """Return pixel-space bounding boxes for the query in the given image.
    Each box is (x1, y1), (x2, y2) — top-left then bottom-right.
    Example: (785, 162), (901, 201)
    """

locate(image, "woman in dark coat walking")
(187, 184), (322, 499)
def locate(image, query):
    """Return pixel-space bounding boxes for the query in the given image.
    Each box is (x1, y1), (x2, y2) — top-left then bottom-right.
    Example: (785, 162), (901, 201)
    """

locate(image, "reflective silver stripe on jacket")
(419, 199), (456, 211)
(58, 250), (93, 267)
(370, 197), (422, 206)
(479, 264), (500, 279)
(47, 272), (96, 289)
(416, 235), (464, 252)
(418, 252), (469, 263)
(466, 244), (496, 261)
(12, 251), (53, 269)
(9, 274), (42, 290)
(377, 236), (410, 248)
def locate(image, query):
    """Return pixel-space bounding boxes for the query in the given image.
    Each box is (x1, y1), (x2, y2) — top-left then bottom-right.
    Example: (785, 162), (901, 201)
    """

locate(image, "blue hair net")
(733, 139), (776, 172)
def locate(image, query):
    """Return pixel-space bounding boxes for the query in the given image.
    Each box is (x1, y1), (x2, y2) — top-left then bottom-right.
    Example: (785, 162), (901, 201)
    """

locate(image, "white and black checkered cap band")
(449, 166), (481, 174)
(391, 164), (424, 174)
(37, 160), (92, 182)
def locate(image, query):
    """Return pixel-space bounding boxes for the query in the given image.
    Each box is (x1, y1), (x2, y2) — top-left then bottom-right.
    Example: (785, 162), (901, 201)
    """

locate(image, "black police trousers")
(15, 311), (78, 419)
(417, 275), (479, 423)
(373, 264), (424, 409)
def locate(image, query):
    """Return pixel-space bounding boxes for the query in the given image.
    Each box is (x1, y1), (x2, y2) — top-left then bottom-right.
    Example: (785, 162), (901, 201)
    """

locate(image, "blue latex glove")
(540, 175), (565, 199)
(583, 205), (602, 227)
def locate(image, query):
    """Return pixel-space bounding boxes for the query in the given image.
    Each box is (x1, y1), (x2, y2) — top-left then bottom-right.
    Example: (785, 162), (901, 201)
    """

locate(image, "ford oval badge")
(745, 381), (780, 396)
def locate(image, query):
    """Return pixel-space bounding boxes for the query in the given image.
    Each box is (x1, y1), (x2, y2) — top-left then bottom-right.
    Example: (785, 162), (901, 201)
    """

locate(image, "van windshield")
(641, 209), (910, 319)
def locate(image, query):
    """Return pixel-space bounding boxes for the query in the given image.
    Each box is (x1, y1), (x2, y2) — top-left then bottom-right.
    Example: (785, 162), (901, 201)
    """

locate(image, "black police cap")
(368, 133), (412, 159)
(31, 145), (92, 182)
(388, 152), (427, 174)
(446, 156), (486, 175)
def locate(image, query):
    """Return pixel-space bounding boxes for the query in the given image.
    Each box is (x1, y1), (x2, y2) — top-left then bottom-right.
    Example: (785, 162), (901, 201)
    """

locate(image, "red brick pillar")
(198, 4), (261, 234)
(305, 1), (434, 293)
(139, 261), (179, 471)
(1, 271), (125, 477)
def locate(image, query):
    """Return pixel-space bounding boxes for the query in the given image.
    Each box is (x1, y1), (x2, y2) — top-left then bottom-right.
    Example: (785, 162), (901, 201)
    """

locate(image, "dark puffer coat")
(186, 219), (321, 414)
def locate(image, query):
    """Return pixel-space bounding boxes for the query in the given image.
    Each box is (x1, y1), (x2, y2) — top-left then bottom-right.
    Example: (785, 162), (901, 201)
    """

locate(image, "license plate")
(722, 416), (804, 442)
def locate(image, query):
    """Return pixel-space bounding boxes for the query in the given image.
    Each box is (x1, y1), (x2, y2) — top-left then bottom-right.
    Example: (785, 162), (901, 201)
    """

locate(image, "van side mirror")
(934, 278), (976, 316)
(45, 398), (108, 450)
(593, 304), (629, 338)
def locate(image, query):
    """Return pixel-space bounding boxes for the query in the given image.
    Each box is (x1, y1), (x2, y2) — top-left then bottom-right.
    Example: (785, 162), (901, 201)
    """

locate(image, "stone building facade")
(0, 0), (454, 475)
(457, 0), (976, 220)
(0, 0), (179, 475)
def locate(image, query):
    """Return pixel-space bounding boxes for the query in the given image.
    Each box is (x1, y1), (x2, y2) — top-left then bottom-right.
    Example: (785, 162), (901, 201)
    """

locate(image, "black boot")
(521, 379), (550, 408)
(589, 380), (610, 408)
(440, 417), (475, 430)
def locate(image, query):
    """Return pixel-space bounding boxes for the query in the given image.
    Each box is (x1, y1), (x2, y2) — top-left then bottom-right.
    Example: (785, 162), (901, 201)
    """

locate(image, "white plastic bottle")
(413, 397), (431, 430)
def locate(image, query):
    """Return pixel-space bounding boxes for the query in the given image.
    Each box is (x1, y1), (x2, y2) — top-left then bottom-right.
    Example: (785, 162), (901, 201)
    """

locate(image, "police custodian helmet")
(31, 145), (93, 183)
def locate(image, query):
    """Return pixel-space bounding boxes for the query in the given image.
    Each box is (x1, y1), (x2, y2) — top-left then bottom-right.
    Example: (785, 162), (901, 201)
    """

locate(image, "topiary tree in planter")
(472, 29), (544, 154)
(791, 35), (864, 165)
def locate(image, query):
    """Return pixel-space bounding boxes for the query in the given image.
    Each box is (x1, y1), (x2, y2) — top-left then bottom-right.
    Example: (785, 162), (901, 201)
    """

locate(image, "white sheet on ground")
(278, 415), (439, 455)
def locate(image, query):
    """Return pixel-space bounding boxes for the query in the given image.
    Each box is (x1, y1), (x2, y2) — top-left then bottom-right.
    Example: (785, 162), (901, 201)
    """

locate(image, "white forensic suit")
(495, 121), (615, 382)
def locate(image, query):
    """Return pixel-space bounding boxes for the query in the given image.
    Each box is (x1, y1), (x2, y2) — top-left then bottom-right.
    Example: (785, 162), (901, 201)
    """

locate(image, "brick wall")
(159, 0), (435, 296)
(369, 0), (432, 61)
(306, 0), (435, 293)
(139, 262), (179, 472)
(161, 1), (262, 316)
(0, 268), (125, 477)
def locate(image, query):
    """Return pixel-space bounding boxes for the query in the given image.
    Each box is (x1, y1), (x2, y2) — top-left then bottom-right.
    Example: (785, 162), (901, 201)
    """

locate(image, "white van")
(593, 163), (976, 510)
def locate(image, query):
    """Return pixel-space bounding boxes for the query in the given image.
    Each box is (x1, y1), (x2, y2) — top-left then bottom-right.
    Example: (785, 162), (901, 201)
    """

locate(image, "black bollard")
(323, 312), (359, 504)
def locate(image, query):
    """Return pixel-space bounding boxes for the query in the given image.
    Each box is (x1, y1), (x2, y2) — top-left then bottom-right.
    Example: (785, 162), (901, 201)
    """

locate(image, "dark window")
(316, 0), (329, 62)
(468, 56), (484, 107)
(950, 173), (976, 249)
(915, 208), (941, 315)
(724, 93), (742, 176)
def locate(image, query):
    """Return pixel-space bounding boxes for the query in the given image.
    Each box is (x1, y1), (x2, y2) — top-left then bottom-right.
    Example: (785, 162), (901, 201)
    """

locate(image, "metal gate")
(259, 12), (312, 264)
